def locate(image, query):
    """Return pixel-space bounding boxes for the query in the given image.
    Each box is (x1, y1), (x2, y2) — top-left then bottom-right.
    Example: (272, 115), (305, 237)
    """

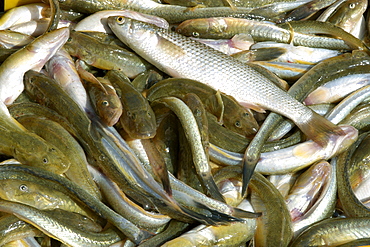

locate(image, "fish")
(0, 3), (50, 30)
(105, 70), (157, 139)
(0, 179), (90, 217)
(57, 0), (270, 23)
(0, 27), (69, 105)
(76, 60), (123, 126)
(162, 199), (256, 246)
(108, 16), (348, 146)
(0, 30), (34, 49)
(151, 96), (226, 202)
(16, 115), (101, 200)
(290, 217), (370, 246)
(146, 78), (259, 137)
(0, 215), (42, 246)
(107, 16), (356, 196)
(64, 31), (151, 79)
(175, 17), (356, 50)
(74, 10), (169, 33)
(0, 101), (70, 174)
(0, 199), (122, 247)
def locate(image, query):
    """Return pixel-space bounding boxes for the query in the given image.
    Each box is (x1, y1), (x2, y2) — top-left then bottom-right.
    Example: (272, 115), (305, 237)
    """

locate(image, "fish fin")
(200, 172), (226, 203)
(241, 145), (261, 197)
(222, 0), (238, 11)
(205, 91), (225, 124)
(239, 102), (266, 113)
(180, 202), (242, 225)
(76, 59), (108, 95)
(252, 47), (287, 62)
(296, 111), (345, 146)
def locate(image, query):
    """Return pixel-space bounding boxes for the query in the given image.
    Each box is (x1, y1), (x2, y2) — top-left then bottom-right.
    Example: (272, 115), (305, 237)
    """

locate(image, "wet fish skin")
(146, 77), (259, 137)
(0, 101), (70, 175)
(0, 199), (122, 247)
(176, 17), (354, 50)
(0, 3), (50, 30)
(105, 70), (157, 139)
(0, 215), (42, 246)
(58, 0), (270, 23)
(64, 31), (150, 79)
(0, 27), (69, 105)
(76, 61), (123, 127)
(108, 16), (347, 146)
(16, 115), (101, 200)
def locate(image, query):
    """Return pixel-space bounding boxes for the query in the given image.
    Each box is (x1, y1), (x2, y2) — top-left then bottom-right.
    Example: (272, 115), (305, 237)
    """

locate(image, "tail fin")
(180, 200), (261, 226)
(296, 111), (345, 146)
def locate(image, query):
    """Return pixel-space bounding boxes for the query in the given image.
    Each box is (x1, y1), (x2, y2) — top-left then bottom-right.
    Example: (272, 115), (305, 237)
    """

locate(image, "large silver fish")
(107, 16), (351, 146)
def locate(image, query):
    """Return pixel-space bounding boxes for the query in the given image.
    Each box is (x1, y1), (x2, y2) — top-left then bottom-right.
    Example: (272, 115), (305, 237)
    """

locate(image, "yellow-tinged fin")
(297, 111), (345, 146)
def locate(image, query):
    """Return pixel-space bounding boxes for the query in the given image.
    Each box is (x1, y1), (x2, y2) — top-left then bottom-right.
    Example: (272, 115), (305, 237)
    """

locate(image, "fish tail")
(180, 201), (256, 225)
(296, 111), (345, 146)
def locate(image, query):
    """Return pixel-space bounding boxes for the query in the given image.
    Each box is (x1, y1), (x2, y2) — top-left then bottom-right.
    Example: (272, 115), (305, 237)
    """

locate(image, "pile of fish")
(0, 0), (370, 246)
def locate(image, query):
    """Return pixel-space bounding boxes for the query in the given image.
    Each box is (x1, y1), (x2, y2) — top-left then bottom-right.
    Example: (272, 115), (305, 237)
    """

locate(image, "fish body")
(0, 27), (69, 105)
(108, 16), (346, 146)
(0, 101), (70, 174)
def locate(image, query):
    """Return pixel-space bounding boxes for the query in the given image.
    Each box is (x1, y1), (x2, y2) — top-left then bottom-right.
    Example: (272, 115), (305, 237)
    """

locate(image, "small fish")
(64, 31), (151, 79)
(0, 27), (69, 105)
(105, 70), (157, 139)
(0, 3), (50, 30)
(74, 10), (169, 34)
(76, 60), (123, 126)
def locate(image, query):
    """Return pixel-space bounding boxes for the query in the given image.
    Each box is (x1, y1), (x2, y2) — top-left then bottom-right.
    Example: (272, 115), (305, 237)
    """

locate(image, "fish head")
(26, 27), (70, 54)
(13, 135), (71, 174)
(96, 96), (123, 127)
(0, 179), (37, 203)
(107, 16), (158, 49)
(226, 108), (259, 137)
(121, 107), (157, 139)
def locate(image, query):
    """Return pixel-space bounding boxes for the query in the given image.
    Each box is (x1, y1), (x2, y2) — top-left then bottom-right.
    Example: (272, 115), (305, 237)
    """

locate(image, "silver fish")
(107, 16), (349, 147)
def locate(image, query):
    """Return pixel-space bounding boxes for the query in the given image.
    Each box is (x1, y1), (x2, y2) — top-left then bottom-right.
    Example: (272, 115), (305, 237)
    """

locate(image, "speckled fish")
(105, 70), (157, 139)
(64, 31), (151, 79)
(0, 101), (70, 174)
(76, 60), (122, 126)
(0, 27), (69, 105)
(108, 16), (348, 147)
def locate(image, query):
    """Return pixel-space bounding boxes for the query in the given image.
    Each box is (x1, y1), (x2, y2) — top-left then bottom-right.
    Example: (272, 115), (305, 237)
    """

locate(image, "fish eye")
(102, 101), (109, 106)
(243, 112), (249, 117)
(192, 32), (200, 37)
(19, 184), (28, 192)
(235, 121), (241, 128)
(147, 111), (152, 118)
(194, 109), (202, 116)
(43, 158), (48, 164)
(67, 37), (72, 42)
(116, 16), (125, 24)
(349, 3), (356, 8)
